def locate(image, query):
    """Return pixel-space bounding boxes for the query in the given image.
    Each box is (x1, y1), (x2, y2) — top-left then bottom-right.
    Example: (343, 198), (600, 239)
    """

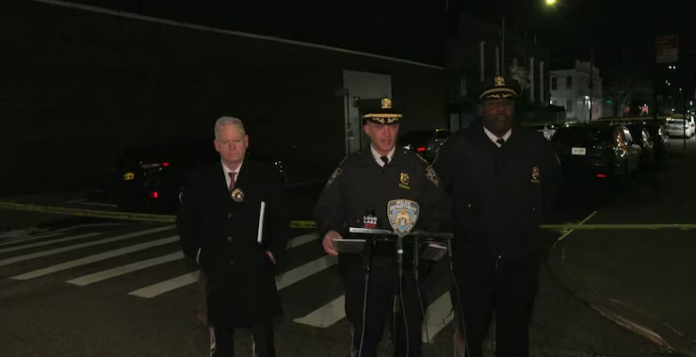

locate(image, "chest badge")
(230, 188), (245, 202)
(399, 173), (410, 190)
(531, 166), (541, 184)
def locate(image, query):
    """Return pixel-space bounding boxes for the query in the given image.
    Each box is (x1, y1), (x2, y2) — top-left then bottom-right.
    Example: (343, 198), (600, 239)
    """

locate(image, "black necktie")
(496, 138), (505, 146)
(380, 156), (389, 166)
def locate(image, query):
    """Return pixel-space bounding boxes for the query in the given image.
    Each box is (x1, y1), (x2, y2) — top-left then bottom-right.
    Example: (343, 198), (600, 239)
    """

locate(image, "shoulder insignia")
(425, 165), (440, 188)
(326, 167), (342, 188)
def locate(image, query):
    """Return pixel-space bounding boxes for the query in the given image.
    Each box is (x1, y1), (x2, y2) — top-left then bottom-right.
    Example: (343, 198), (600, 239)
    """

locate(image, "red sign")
(656, 34), (679, 63)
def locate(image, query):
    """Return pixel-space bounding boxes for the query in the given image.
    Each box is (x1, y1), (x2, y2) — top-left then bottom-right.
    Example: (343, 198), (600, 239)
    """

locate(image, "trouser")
(342, 259), (426, 357)
(451, 256), (540, 357)
(210, 323), (276, 357)
(197, 271), (208, 326)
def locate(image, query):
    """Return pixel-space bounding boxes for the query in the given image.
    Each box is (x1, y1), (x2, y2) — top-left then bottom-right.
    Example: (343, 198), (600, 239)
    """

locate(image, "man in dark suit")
(177, 116), (289, 357)
(433, 77), (562, 357)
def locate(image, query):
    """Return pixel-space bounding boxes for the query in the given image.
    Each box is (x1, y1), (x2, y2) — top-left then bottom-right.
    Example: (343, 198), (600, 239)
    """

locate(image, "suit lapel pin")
(231, 188), (245, 202)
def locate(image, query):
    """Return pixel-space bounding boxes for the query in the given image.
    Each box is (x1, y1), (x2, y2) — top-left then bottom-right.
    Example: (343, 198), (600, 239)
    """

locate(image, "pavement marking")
(129, 271), (200, 298)
(10, 236), (180, 280)
(0, 225), (175, 268)
(275, 255), (337, 290)
(66, 252), (185, 286)
(0, 232), (64, 247)
(67, 199), (119, 208)
(553, 211), (597, 248)
(590, 304), (675, 351)
(0, 232), (101, 254)
(129, 254), (338, 299)
(293, 295), (346, 328)
(422, 292), (453, 343)
(286, 233), (318, 249)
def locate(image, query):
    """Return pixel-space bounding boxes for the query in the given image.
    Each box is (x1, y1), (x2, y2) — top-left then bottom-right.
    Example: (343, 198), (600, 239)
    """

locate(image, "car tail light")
(149, 191), (159, 199)
(162, 162), (170, 167)
(596, 174), (607, 178)
(417, 146), (426, 152)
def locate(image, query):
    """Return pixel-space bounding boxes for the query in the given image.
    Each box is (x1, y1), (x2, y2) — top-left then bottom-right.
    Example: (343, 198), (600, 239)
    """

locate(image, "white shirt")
(484, 127), (512, 148)
(370, 145), (396, 167)
(221, 161), (242, 187)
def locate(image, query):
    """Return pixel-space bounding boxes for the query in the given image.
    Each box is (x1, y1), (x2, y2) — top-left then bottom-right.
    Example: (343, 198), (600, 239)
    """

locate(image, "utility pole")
(589, 49), (594, 121)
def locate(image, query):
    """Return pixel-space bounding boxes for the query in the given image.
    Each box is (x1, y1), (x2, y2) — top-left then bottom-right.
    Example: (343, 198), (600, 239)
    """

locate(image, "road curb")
(547, 235), (696, 356)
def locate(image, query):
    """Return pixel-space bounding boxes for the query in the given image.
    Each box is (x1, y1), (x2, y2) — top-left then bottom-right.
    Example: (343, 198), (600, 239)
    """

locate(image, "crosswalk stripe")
(0, 233), (101, 254)
(0, 232), (64, 247)
(293, 295), (346, 328)
(66, 251), (185, 286)
(10, 236), (180, 280)
(422, 292), (453, 343)
(0, 225), (175, 268)
(129, 254), (337, 299)
(128, 271), (200, 298)
(275, 255), (336, 290)
(293, 288), (454, 343)
(285, 233), (318, 249)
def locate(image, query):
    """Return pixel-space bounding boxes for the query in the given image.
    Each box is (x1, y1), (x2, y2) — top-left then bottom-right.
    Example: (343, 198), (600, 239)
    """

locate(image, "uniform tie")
(228, 172), (236, 192)
(496, 138), (506, 146)
(380, 156), (389, 166)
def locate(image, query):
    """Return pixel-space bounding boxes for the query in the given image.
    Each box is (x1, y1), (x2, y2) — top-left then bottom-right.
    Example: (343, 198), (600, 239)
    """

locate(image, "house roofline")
(33, 0), (445, 71)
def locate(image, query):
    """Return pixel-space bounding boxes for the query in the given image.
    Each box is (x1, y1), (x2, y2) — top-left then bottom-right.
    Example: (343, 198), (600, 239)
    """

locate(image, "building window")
(566, 99), (573, 112)
(551, 77), (558, 90)
(566, 76), (573, 90)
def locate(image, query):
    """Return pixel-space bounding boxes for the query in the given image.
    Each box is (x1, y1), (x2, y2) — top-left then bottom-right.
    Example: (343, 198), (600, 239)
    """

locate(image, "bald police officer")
(434, 77), (562, 357)
(314, 98), (447, 357)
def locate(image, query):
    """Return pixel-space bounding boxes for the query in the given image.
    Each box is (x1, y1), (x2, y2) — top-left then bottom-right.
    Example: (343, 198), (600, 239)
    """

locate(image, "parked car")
(551, 123), (642, 182)
(626, 122), (655, 168)
(111, 137), (287, 213)
(398, 128), (451, 163)
(664, 117), (695, 138)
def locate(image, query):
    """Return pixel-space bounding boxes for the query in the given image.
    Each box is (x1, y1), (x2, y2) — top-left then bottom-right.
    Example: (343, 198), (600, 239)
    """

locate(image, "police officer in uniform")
(177, 116), (289, 357)
(314, 98), (447, 357)
(433, 77), (562, 357)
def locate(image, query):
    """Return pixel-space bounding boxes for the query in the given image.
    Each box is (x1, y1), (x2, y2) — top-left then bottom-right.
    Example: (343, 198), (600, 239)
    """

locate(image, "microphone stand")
(446, 234), (468, 354)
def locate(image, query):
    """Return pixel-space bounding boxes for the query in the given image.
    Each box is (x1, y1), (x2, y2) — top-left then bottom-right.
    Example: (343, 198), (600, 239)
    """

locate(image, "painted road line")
(293, 295), (346, 328)
(422, 292), (453, 343)
(68, 199), (119, 208)
(0, 232), (101, 254)
(129, 271), (201, 298)
(130, 255), (338, 299)
(0, 225), (175, 268)
(11, 236), (180, 280)
(286, 233), (318, 249)
(553, 211), (598, 248)
(0, 232), (64, 247)
(275, 255), (337, 290)
(67, 252), (185, 286)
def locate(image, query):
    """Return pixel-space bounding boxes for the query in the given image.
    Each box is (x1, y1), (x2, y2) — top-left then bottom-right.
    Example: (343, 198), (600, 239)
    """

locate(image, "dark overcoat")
(177, 159), (289, 328)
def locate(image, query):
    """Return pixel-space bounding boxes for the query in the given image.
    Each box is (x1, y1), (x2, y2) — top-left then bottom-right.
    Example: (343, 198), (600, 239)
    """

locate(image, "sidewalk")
(0, 190), (96, 234)
(548, 145), (696, 356)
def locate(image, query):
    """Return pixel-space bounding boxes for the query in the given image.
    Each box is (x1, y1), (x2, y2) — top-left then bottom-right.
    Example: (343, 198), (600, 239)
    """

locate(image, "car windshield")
(668, 119), (685, 125)
(551, 126), (612, 146)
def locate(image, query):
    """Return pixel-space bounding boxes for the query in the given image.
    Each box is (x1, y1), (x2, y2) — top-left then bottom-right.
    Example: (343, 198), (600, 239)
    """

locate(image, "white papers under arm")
(257, 201), (266, 244)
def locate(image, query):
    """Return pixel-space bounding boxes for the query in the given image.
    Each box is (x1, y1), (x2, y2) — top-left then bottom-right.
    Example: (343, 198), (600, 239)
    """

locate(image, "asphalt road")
(0, 144), (691, 356)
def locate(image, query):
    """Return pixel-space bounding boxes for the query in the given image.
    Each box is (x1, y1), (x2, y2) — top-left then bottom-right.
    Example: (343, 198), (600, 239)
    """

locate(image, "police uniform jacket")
(433, 120), (562, 263)
(314, 148), (447, 270)
(177, 159), (289, 328)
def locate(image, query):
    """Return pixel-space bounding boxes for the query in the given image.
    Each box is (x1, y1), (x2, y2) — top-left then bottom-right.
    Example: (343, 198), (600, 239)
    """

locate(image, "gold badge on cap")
(531, 166), (541, 184)
(231, 188), (245, 202)
(399, 173), (410, 190)
(495, 76), (506, 87)
(381, 97), (392, 109)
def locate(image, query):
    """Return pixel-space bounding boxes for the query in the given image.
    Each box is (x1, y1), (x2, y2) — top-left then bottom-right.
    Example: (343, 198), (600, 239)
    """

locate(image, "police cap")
(478, 76), (520, 101)
(363, 97), (403, 125)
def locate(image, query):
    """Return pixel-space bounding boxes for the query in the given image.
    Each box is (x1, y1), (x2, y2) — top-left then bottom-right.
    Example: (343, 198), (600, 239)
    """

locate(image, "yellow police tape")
(2, 201), (696, 230)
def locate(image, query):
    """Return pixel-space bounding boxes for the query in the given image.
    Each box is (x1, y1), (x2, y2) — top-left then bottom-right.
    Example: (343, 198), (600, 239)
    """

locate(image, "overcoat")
(177, 159), (289, 328)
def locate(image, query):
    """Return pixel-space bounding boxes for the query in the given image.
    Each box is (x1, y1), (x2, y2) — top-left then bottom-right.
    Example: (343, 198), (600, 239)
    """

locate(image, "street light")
(545, 0), (557, 5)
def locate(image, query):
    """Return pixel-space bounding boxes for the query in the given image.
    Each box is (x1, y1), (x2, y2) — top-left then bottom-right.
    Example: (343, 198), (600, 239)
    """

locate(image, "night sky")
(461, 0), (696, 79)
(55, 0), (696, 81)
